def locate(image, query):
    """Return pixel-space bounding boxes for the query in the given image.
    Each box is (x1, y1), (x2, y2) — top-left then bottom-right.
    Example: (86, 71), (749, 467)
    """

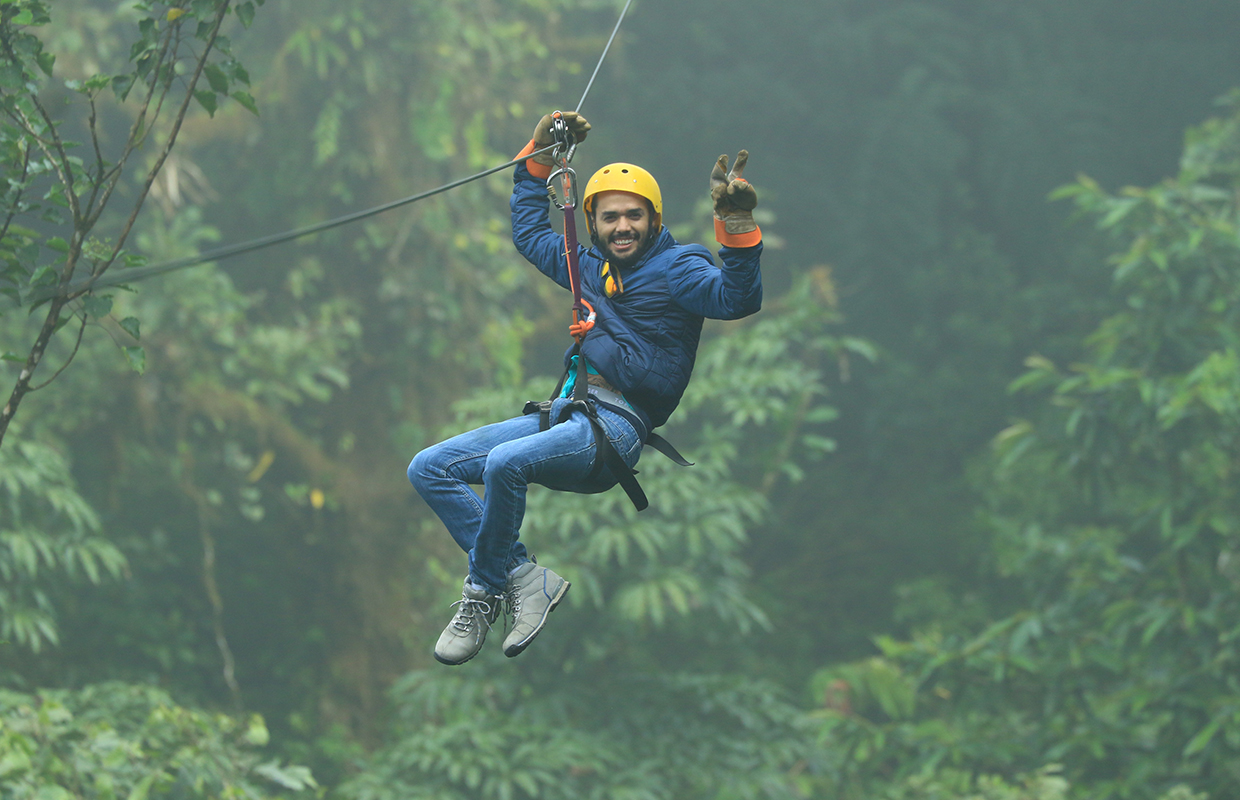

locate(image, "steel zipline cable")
(43, 0), (634, 301)
(574, 0), (631, 113)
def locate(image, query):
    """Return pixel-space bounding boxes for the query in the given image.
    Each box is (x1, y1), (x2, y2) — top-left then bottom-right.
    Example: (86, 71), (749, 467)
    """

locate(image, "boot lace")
(449, 593), (495, 633)
(505, 583), (523, 623)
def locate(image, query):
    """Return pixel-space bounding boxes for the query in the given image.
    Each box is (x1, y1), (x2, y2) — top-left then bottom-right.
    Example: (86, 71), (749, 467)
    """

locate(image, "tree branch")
(80, 14), (180, 233)
(178, 452), (244, 712)
(0, 25), (79, 221)
(85, 1), (233, 286)
(28, 308), (88, 392)
(0, 143), (31, 245)
(83, 94), (107, 219)
(1, 2), (233, 448)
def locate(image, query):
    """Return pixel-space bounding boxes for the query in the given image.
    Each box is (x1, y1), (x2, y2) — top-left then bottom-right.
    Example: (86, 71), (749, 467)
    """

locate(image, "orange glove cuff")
(516, 139), (552, 180)
(714, 218), (762, 248)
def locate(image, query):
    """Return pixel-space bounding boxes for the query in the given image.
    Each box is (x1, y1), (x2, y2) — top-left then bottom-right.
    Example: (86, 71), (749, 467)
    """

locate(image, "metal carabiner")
(547, 166), (578, 210)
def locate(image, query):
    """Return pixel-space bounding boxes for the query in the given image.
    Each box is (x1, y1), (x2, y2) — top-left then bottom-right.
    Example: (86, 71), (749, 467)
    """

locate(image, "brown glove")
(710, 150), (761, 248)
(515, 111), (591, 180)
(533, 111), (590, 158)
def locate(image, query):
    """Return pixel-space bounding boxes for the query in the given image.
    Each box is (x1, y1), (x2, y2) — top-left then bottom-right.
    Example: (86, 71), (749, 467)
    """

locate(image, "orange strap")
(516, 138), (552, 180)
(570, 298), (596, 341)
(714, 218), (762, 249)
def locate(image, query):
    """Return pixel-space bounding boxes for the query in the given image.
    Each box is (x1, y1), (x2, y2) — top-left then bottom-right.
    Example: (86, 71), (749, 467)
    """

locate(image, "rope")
(28, 0), (635, 303)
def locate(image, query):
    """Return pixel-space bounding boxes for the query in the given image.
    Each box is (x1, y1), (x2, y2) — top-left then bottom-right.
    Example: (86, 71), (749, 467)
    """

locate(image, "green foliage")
(623, 0), (1240, 666)
(0, 682), (314, 799)
(342, 670), (808, 800)
(8, 203), (363, 698)
(0, 432), (124, 653)
(1, 0), (261, 444)
(807, 94), (1240, 799)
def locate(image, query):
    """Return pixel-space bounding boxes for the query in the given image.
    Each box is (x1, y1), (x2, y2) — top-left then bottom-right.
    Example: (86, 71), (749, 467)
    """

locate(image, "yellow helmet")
(582, 163), (662, 235)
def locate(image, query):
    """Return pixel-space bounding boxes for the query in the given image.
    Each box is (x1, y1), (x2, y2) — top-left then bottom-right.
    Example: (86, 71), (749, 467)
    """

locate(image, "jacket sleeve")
(665, 242), (763, 320)
(510, 163), (585, 291)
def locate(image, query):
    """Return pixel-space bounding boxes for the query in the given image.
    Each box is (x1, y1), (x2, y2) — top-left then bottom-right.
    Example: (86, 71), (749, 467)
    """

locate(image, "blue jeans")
(408, 397), (643, 596)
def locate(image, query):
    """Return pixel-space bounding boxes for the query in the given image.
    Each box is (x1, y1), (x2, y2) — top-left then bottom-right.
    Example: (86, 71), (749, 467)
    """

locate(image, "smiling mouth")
(610, 235), (638, 250)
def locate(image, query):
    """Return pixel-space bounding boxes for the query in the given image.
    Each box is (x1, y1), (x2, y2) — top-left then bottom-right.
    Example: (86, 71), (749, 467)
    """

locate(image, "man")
(408, 111), (763, 665)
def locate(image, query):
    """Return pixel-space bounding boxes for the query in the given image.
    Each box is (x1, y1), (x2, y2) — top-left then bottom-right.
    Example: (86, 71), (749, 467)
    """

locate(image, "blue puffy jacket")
(511, 164), (763, 433)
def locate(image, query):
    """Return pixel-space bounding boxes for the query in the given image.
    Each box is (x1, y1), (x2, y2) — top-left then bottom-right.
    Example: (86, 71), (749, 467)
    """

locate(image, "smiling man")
(408, 111), (763, 666)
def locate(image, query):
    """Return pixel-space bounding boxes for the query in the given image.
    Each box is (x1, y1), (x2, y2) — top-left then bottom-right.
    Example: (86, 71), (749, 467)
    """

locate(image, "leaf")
(36, 51), (54, 77)
(194, 90), (217, 117)
(231, 90), (258, 116)
(204, 63), (228, 94)
(123, 346), (145, 374)
(0, 747), (32, 778)
(2, 352), (24, 363)
(11, 9), (34, 26)
(1183, 715), (1223, 756)
(119, 316), (140, 340)
(83, 295), (113, 319)
(254, 760), (316, 790)
(802, 434), (837, 453)
(245, 714), (269, 746)
(126, 772), (157, 800)
(111, 74), (135, 100)
(167, 8), (186, 21)
(29, 264), (57, 286)
(45, 237), (69, 253)
(0, 63), (24, 92)
(236, 1), (255, 28)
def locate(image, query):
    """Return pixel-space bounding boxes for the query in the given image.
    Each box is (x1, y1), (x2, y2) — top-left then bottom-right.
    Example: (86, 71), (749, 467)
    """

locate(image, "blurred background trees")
(3, 0), (1240, 798)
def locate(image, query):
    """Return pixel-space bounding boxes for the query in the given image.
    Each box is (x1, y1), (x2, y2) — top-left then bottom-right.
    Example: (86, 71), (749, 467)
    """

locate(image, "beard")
(598, 227), (656, 270)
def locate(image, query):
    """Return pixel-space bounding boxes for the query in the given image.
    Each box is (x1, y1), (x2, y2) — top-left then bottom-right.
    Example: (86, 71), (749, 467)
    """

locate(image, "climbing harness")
(524, 105), (692, 513)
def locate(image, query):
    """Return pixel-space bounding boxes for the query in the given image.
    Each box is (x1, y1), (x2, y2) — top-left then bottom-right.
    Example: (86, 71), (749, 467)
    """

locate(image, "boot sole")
(503, 579), (570, 658)
(433, 650), (476, 666)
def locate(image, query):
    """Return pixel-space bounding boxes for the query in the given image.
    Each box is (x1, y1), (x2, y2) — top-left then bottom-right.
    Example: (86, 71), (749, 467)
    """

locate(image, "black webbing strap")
(581, 404), (648, 510)
(573, 345), (589, 404)
(520, 345), (687, 511)
(645, 432), (693, 467)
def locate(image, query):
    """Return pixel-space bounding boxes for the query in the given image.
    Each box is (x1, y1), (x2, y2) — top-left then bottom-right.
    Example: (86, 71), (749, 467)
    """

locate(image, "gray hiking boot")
(434, 579), (501, 665)
(502, 561), (570, 658)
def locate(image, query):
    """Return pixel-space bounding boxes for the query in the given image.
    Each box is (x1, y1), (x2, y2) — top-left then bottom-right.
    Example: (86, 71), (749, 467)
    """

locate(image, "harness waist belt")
(586, 384), (630, 411)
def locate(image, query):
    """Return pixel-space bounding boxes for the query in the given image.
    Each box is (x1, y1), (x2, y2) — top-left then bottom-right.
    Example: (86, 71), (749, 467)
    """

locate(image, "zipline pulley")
(545, 109), (579, 211)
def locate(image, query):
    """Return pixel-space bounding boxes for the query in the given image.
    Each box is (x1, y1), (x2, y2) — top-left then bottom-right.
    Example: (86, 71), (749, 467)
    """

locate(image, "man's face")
(592, 190), (654, 268)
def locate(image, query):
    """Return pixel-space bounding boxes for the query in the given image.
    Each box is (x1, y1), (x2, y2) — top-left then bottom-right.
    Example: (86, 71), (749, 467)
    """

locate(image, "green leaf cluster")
(0, 433), (124, 653)
(803, 93), (1240, 800)
(0, 682), (313, 799)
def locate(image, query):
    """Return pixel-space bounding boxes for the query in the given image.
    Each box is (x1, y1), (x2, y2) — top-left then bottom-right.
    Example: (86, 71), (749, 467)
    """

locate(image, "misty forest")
(4, 1), (1240, 798)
